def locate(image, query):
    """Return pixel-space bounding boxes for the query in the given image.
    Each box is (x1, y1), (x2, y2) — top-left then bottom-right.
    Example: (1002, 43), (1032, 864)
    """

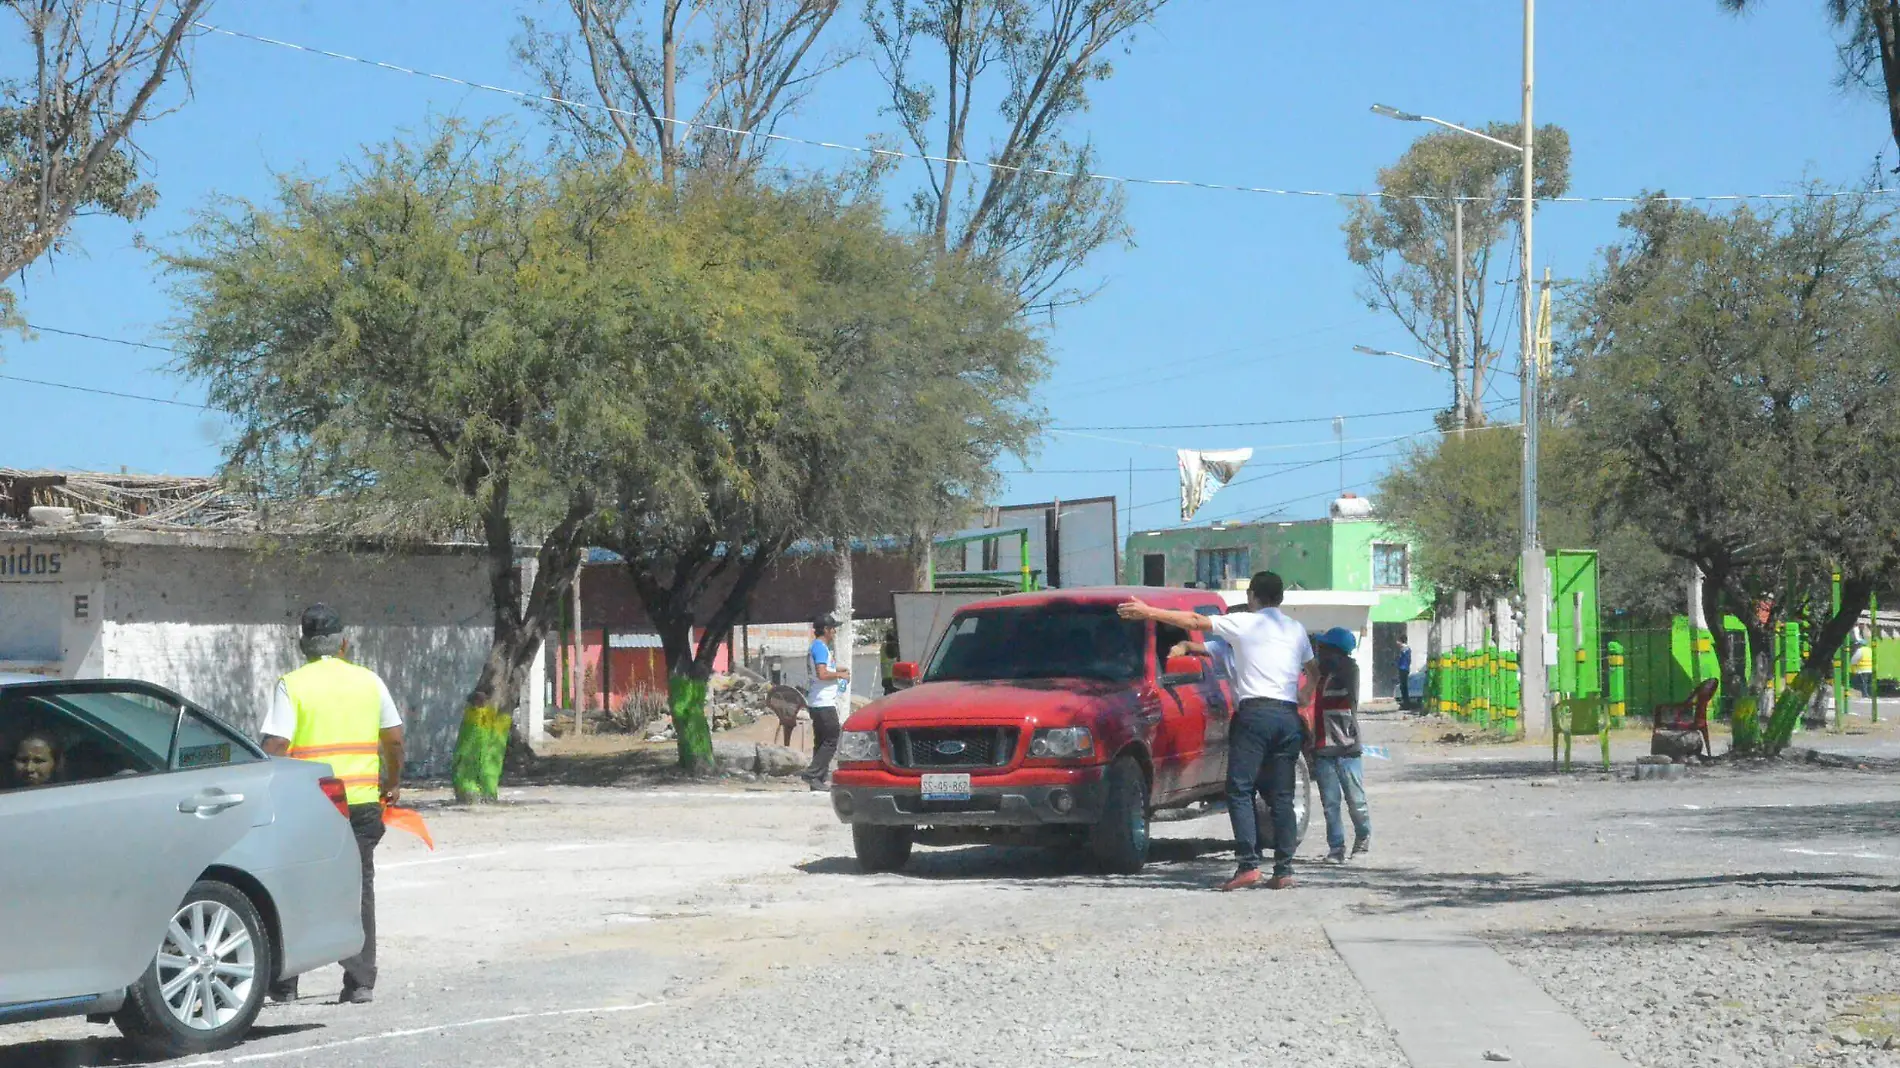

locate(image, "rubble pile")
(641, 674), (769, 742)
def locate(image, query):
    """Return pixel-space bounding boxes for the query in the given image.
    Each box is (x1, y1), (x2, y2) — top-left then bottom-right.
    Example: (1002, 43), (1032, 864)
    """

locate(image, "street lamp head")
(1352, 345), (1387, 356)
(1370, 103), (1423, 122)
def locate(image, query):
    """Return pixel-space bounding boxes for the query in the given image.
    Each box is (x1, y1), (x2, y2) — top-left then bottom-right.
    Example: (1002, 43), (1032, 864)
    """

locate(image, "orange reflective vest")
(282, 656), (385, 805)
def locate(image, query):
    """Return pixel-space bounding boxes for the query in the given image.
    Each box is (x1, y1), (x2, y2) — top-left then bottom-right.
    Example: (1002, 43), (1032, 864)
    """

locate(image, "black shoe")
(339, 984), (374, 1005)
(1351, 838), (1370, 856)
(1325, 849), (1346, 863)
(268, 979), (299, 1004)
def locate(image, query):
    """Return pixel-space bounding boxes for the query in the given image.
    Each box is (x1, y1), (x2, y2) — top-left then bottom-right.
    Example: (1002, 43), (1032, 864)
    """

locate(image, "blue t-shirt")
(808, 639), (845, 708)
(1397, 646), (1413, 673)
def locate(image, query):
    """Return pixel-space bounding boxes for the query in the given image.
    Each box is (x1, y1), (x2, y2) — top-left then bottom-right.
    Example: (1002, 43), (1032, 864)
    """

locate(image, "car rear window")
(926, 605), (1144, 683)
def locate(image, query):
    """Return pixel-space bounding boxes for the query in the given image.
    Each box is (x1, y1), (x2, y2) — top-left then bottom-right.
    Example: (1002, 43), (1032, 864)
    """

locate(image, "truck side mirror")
(892, 661), (921, 682)
(1163, 655), (1206, 681)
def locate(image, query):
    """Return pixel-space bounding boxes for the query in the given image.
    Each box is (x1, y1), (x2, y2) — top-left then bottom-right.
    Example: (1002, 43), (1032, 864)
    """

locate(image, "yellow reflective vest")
(282, 656), (386, 805)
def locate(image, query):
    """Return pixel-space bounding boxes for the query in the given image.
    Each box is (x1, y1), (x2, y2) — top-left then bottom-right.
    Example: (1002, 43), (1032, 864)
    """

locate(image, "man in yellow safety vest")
(260, 604), (405, 1005)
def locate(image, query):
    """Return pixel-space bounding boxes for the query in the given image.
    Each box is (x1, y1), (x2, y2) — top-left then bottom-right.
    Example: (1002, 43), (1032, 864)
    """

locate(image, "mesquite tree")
(2, 0), (209, 325)
(1564, 195), (1900, 752)
(170, 126), (733, 799)
(596, 177), (1043, 773)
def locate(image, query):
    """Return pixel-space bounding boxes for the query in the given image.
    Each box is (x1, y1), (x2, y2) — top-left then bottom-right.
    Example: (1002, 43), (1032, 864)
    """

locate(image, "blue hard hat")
(1318, 627), (1357, 654)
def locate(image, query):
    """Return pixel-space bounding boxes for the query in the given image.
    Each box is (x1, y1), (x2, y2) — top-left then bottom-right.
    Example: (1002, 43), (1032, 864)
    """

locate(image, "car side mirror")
(1163, 655), (1205, 681)
(892, 661), (921, 682)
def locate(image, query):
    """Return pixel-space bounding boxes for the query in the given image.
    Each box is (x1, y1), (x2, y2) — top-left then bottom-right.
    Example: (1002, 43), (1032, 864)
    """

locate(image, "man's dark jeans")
(803, 705), (840, 782)
(341, 803), (386, 992)
(1228, 698), (1304, 877)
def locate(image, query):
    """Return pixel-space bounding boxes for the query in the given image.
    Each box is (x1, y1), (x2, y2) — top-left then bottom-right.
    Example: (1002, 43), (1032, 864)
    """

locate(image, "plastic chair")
(1652, 677), (1719, 759)
(1552, 695), (1611, 771)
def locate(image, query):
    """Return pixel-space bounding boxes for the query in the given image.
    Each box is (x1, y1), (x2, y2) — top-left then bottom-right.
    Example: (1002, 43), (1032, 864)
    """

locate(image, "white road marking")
(382, 849), (507, 870)
(183, 1001), (664, 1064)
(1784, 847), (1894, 859)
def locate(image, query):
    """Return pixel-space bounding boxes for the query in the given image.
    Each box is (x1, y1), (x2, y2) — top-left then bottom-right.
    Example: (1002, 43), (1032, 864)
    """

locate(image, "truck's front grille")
(887, 727), (1017, 770)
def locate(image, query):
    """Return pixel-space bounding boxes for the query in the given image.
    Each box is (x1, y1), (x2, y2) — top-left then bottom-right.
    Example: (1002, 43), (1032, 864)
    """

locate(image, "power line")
(1054, 406), (1438, 432)
(1006, 453), (1405, 475)
(0, 373), (211, 410)
(23, 323), (178, 353)
(190, 17), (1900, 208)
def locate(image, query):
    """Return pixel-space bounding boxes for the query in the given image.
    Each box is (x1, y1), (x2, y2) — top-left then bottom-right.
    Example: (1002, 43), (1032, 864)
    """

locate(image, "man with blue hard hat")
(1311, 626), (1371, 863)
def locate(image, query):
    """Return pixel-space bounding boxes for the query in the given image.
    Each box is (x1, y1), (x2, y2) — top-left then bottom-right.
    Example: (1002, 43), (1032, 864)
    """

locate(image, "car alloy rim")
(156, 899), (256, 1030)
(1293, 762), (1309, 829)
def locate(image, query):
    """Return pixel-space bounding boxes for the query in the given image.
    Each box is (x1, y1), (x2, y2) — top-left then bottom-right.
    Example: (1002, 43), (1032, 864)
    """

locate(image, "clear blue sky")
(2, 0), (1886, 538)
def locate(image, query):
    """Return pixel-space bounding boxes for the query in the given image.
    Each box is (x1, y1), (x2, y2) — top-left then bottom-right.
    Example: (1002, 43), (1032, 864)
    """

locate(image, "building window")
(1195, 547), (1251, 591)
(1373, 543), (1410, 589)
(1142, 554), (1166, 586)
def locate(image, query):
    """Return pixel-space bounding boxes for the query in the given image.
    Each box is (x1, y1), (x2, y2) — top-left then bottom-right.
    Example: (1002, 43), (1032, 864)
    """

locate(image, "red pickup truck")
(830, 587), (1312, 873)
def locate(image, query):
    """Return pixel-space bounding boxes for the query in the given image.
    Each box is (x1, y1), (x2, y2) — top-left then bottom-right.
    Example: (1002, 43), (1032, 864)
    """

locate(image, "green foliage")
(1344, 123), (1570, 425)
(1377, 423), (1677, 617)
(592, 175), (1046, 771)
(1, 0), (206, 327)
(168, 125), (741, 795)
(1563, 194), (1900, 749)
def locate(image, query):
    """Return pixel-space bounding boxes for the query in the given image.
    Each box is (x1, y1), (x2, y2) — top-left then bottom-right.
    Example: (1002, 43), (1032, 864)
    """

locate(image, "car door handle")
(178, 792), (245, 815)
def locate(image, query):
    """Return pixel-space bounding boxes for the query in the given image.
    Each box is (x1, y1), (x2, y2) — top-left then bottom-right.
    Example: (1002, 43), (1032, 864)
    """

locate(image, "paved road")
(7, 720), (1900, 1067)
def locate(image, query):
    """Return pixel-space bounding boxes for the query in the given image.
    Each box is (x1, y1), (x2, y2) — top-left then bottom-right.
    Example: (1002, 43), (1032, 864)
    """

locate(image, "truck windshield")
(924, 606), (1145, 683)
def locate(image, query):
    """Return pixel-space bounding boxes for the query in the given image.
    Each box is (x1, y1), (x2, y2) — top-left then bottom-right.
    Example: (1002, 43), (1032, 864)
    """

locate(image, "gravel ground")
(612, 914), (1408, 1068)
(1498, 919), (1900, 1067)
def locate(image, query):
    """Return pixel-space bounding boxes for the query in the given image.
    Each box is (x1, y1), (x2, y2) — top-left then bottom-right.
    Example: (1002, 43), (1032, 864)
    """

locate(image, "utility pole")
(1453, 199), (1469, 429)
(1517, 0), (1548, 736)
(1333, 416), (1346, 493)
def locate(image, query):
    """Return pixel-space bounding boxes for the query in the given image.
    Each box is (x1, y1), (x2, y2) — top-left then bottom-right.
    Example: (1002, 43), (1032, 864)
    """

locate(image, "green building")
(1123, 494), (1430, 696)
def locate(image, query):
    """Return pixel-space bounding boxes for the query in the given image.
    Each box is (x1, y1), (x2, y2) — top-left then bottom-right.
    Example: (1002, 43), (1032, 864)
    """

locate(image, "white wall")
(94, 541), (500, 774)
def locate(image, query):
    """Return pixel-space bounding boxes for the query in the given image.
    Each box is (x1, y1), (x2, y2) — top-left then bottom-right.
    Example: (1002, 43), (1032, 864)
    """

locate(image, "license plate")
(920, 773), (972, 801)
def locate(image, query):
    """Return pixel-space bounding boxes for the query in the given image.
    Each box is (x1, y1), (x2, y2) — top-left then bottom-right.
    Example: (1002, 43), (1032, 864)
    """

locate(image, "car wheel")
(1254, 756), (1315, 853)
(1089, 755), (1151, 874)
(116, 879), (273, 1057)
(852, 824), (915, 873)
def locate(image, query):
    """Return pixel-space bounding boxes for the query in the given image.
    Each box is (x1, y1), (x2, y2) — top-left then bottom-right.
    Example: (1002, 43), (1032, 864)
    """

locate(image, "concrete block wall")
(95, 542), (500, 775)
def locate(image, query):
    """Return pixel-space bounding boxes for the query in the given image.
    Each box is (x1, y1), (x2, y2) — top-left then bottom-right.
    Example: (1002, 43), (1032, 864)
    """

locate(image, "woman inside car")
(8, 728), (63, 789)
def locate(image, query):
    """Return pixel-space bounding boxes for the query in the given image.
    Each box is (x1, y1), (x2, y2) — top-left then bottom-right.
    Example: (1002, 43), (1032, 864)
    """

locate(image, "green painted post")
(1833, 571), (1846, 732)
(1019, 530), (1032, 592)
(1872, 591), (1881, 725)
(1606, 640), (1627, 726)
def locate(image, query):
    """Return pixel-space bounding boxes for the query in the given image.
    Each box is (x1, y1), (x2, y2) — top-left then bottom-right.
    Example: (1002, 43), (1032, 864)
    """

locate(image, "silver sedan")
(0, 676), (364, 1056)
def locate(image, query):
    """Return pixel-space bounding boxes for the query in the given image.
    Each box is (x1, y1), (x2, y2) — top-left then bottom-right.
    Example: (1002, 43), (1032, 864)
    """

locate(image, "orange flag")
(382, 805), (435, 850)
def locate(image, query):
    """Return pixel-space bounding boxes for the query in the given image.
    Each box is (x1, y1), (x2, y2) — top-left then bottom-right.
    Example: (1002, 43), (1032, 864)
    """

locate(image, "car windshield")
(924, 606), (1145, 683)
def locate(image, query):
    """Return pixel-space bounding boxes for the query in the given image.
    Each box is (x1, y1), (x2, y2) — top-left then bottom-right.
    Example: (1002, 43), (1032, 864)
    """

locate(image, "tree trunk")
(452, 641), (530, 803)
(1763, 576), (1875, 754)
(452, 489), (593, 802)
(668, 667), (715, 776)
(834, 537), (855, 694)
(1699, 564), (1747, 725)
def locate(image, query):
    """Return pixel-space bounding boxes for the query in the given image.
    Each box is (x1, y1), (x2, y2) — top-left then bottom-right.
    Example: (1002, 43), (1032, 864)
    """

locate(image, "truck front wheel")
(1089, 756), (1151, 874)
(852, 824), (915, 872)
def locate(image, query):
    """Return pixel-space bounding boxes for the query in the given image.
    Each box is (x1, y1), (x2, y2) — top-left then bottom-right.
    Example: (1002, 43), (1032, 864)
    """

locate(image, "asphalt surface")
(7, 716), (1900, 1067)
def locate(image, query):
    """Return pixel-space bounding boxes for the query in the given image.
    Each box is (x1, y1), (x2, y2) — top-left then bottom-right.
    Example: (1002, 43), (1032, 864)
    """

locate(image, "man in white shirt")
(1121, 571), (1316, 890)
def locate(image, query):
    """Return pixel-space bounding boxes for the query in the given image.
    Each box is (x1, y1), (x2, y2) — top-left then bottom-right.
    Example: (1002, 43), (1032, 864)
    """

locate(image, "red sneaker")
(1266, 874), (1296, 890)
(1218, 868), (1263, 892)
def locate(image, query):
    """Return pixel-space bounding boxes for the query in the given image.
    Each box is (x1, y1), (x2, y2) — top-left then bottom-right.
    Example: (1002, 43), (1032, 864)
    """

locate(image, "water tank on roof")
(1329, 493), (1374, 520)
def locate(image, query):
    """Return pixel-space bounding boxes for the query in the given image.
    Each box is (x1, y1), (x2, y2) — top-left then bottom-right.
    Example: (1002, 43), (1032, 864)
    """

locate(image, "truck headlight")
(837, 730), (882, 763)
(1028, 727), (1095, 759)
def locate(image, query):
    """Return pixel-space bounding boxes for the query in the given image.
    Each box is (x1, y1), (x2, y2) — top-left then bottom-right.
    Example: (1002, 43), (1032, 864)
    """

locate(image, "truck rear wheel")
(1089, 756), (1151, 874)
(852, 824), (914, 872)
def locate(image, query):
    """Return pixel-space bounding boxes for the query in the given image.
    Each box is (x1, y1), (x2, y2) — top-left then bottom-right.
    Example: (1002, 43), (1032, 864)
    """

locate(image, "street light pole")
(1453, 199), (1468, 429)
(1517, 0), (1548, 736)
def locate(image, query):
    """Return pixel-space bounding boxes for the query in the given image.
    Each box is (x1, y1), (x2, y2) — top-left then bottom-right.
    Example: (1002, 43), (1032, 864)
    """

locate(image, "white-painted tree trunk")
(833, 539), (854, 706)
